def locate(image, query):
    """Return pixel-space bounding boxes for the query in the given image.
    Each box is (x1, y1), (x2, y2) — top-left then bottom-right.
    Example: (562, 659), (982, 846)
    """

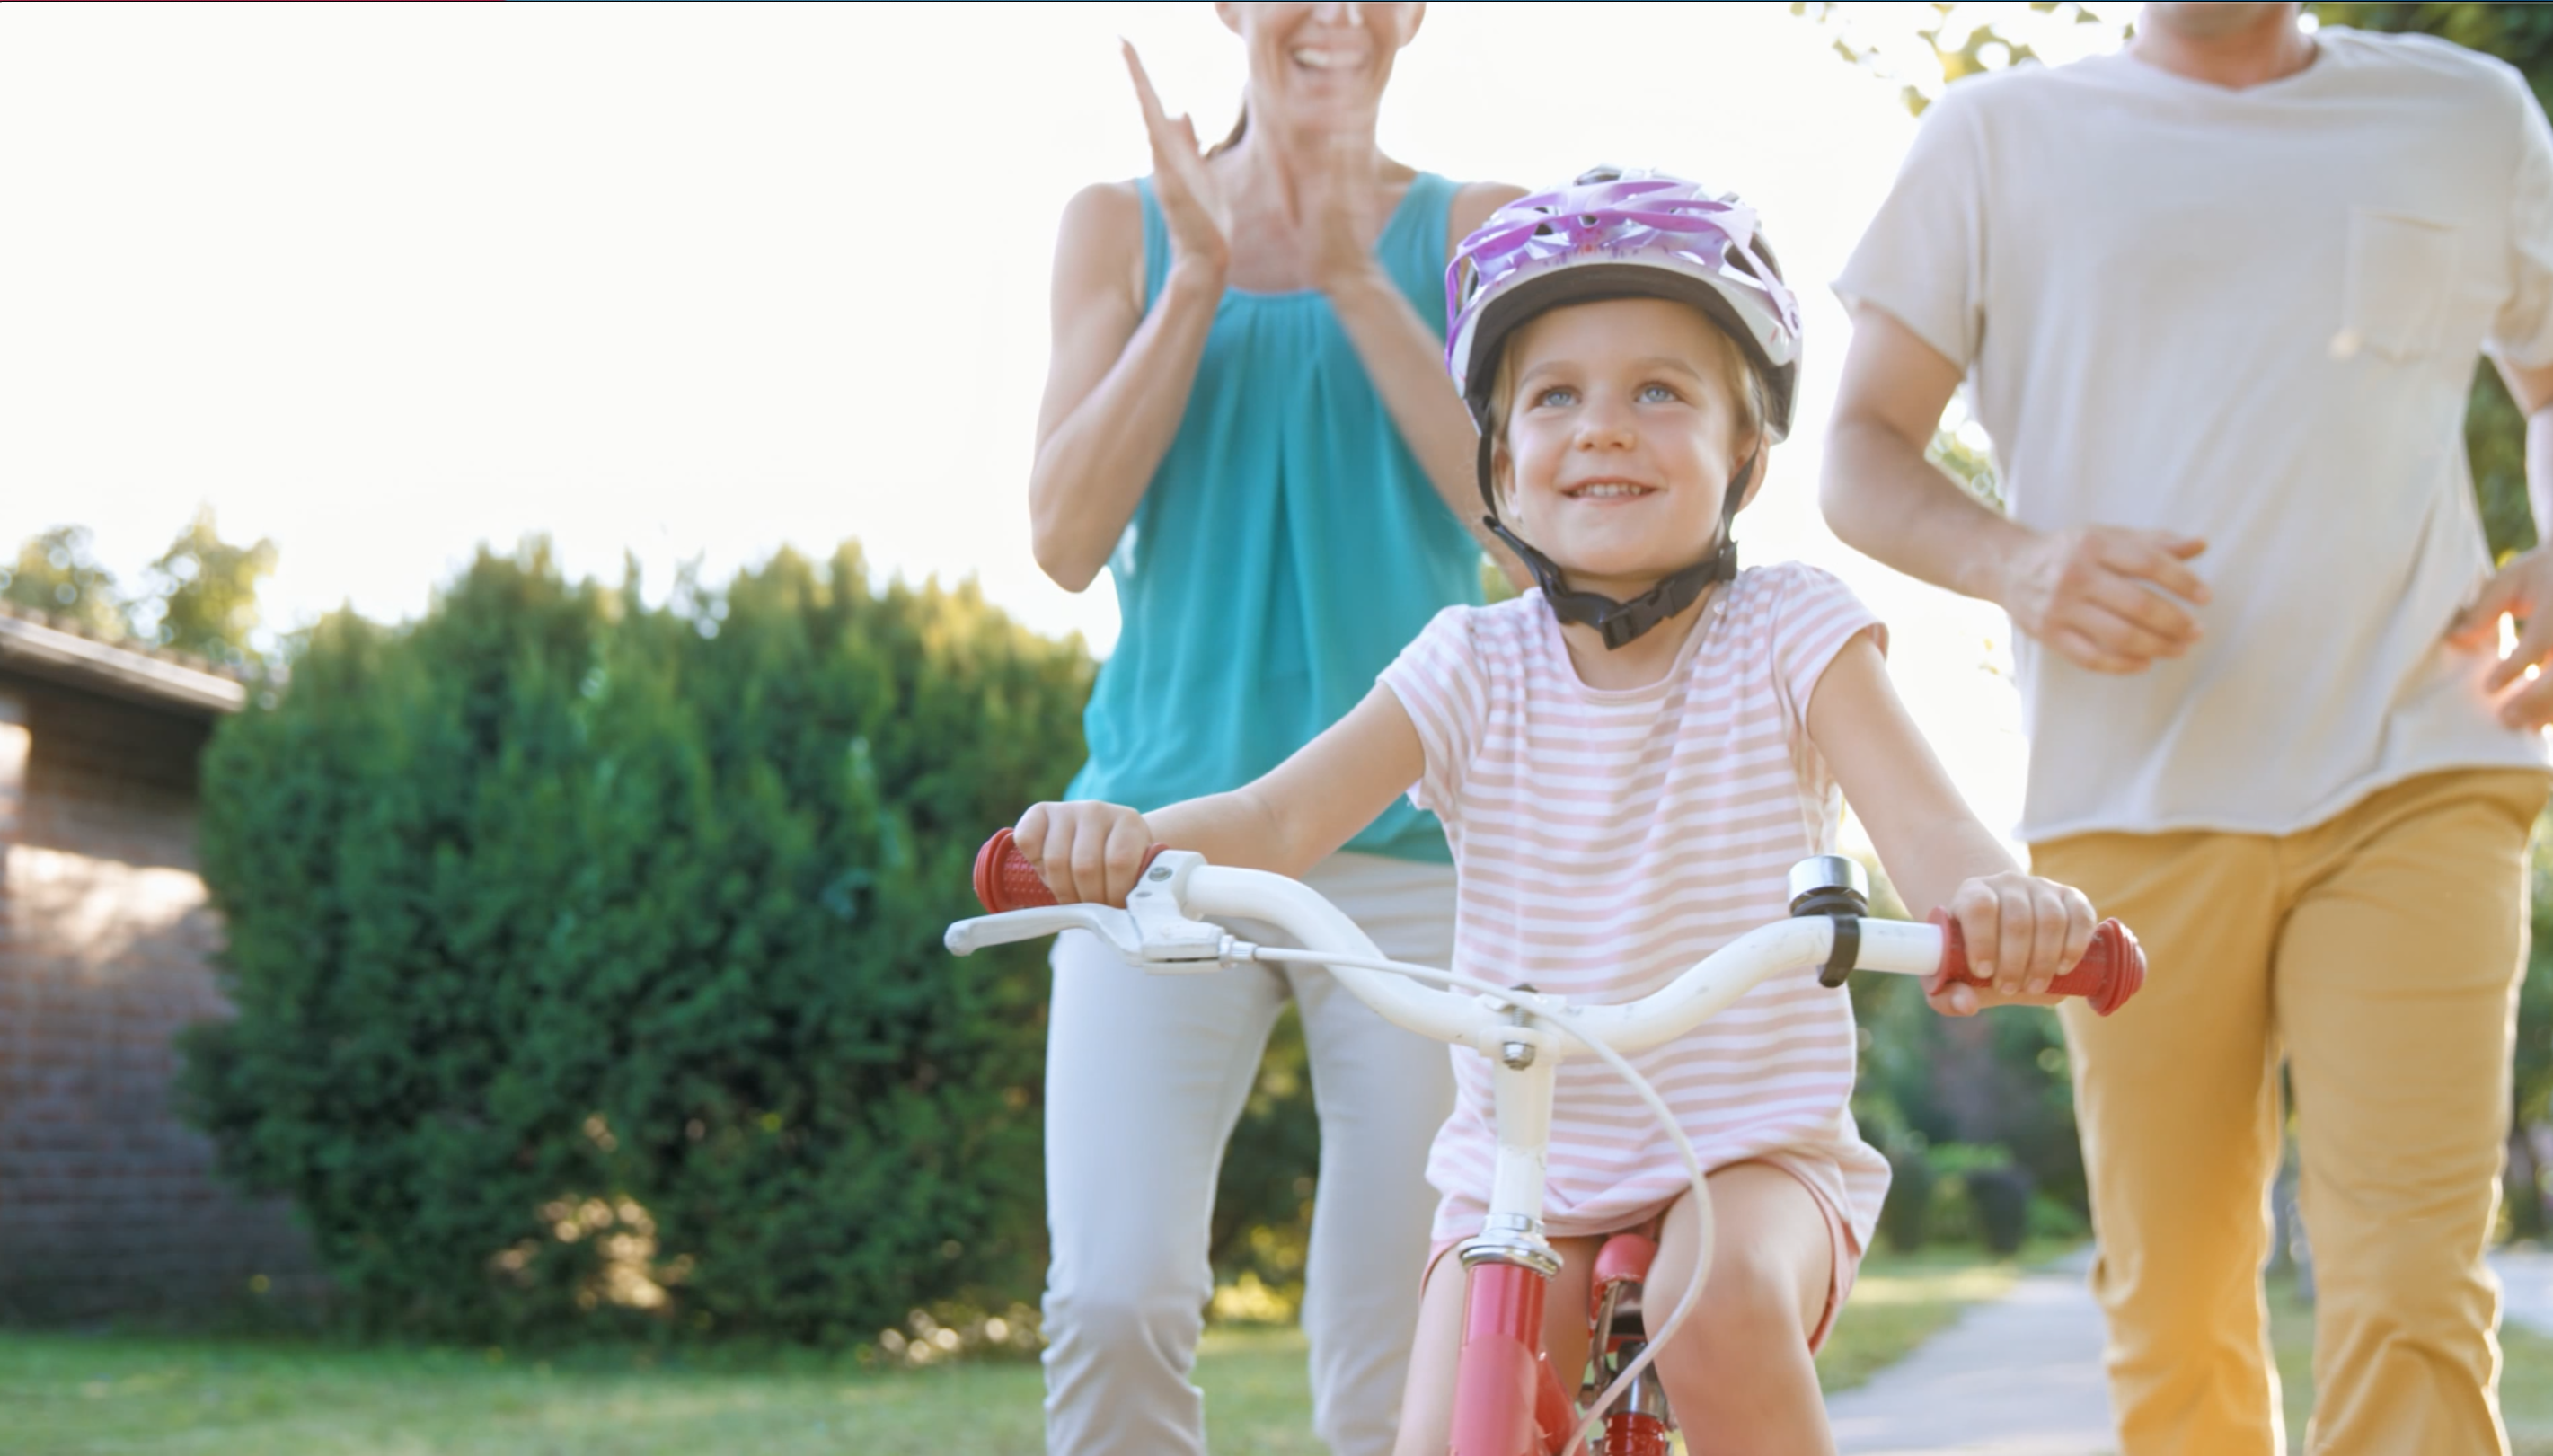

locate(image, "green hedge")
(177, 543), (1091, 1342)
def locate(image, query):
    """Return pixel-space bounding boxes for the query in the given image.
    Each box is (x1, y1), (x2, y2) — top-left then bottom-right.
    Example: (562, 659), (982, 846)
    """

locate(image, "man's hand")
(1825, 307), (2212, 669)
(2449, 544), (2553, 729)
(1999, 525), (2212, 674)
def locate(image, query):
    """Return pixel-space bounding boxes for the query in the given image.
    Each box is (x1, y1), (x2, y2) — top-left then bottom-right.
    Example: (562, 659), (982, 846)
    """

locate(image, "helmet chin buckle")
(1480, 447), (1758, 651)
(1488, 519), (1735, 650)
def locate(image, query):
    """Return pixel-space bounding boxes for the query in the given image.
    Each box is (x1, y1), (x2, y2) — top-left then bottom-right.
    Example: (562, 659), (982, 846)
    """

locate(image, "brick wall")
(0, 670), (320, 1321)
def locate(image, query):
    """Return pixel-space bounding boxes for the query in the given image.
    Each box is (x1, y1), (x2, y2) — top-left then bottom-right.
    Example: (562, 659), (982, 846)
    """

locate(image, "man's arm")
(2452, 357), (2553, 727)
(1821, 305), (2212, 675)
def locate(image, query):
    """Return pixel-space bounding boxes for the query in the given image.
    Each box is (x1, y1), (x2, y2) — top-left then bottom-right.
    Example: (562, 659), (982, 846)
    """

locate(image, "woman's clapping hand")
(1124, 41), (1231, 280)
(1292, 106), (1383, 294)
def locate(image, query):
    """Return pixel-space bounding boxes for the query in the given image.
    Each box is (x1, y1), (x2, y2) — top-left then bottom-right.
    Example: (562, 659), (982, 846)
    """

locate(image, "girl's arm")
(1013, 683), (1428, 906)
(1803, 633), (2094, 1014)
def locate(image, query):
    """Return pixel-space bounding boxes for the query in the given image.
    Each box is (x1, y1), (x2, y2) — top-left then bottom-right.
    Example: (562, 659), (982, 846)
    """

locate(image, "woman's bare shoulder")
(1058, 180), (1145, 244)
(1054, 181), (1148, 308)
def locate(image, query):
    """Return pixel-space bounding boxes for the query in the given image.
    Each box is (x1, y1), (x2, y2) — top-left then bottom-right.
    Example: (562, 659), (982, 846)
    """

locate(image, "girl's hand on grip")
(1945, 871), (2096, 999)
(1012, 800), (1157, 907)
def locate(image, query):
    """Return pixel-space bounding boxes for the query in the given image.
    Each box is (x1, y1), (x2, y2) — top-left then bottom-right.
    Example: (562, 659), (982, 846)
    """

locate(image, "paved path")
(2495, 1245), (2553, 1337)
(1827, 1249), (2116, 1456)
(1824, 1245), (2553, 1454)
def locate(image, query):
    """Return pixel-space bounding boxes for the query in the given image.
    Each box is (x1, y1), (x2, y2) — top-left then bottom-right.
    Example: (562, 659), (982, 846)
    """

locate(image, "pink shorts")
(1421, 1157), (1860, 1354)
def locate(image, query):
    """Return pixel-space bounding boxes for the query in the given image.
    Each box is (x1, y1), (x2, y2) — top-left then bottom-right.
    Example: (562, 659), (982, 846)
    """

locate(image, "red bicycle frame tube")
(1450, 1261), (1576, 1456)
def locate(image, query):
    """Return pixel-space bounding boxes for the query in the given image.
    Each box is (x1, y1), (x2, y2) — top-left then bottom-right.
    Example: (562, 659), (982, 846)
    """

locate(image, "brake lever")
(944, 904), (1142, 959)
(942, 849), (1230, 971)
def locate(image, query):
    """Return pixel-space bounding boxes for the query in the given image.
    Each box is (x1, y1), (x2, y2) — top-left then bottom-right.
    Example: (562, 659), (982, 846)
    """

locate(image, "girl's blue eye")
(1535, 385), (1577, 408)
(1638, 383), (1681, 403)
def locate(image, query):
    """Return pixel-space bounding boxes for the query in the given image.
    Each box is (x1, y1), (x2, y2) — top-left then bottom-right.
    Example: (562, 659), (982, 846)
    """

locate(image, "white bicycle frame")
(945, 850), (1950, 1443)
(947, 850), (1945, 1254)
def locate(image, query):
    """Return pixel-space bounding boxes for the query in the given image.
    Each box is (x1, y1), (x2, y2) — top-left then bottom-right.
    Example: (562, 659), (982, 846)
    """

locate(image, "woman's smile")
(1289, 40), (1372, 72)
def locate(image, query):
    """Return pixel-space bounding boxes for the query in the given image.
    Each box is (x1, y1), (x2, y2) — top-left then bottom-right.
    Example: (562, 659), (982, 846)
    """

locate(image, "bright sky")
(0, 2), (2142, 842)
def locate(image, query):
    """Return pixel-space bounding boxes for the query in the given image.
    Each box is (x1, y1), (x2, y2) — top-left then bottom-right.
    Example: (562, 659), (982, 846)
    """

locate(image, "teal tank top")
(1066, 172), (1482, 863)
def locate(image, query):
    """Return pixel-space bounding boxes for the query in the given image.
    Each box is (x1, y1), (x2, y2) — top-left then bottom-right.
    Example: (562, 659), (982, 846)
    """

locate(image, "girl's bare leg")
(1645, 1163), (1836, 1456)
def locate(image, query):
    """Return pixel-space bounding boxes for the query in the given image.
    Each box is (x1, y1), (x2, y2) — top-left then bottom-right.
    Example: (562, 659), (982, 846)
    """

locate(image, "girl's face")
(1494, 296), (1758, 599)
(1215, 2), (1423, 136)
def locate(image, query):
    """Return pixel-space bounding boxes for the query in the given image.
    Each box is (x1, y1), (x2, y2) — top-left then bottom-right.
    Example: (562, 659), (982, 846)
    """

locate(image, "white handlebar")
(942, 852), (1947, 1061)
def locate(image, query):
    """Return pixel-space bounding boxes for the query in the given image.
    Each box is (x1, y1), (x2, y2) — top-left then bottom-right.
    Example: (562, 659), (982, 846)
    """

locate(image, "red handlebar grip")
(973, 829), (1055, 912)
(971, 828), (1171, 914)
(1928, 911), (2146, 1016)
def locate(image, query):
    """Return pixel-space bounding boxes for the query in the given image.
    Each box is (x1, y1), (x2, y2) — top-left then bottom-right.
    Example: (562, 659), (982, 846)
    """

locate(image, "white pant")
(1041, 851), (1458, 1456)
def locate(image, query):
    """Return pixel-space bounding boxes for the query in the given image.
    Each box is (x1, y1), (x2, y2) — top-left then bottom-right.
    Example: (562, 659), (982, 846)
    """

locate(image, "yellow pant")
(2032, 767), (2549, 1456)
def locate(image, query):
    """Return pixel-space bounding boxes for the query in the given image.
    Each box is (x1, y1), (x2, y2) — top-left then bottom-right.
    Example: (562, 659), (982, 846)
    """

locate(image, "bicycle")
(947, 830), (2143, 1456)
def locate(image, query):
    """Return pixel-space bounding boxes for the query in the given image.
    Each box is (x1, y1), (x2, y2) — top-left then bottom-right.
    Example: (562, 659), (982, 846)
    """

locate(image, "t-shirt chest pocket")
(2334, 207), (2461, 364)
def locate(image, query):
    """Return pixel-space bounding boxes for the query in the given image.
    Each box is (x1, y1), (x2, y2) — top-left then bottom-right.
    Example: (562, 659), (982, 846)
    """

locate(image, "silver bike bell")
(1788, 855), (1869, 919)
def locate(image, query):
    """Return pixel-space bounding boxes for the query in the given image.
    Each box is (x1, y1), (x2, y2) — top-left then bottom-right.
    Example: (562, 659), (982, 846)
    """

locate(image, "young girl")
(1014, 171), (2097, 1453)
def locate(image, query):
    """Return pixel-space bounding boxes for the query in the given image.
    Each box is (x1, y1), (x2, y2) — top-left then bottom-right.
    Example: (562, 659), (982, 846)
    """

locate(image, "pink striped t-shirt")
(1379, 561), (1893, 1252)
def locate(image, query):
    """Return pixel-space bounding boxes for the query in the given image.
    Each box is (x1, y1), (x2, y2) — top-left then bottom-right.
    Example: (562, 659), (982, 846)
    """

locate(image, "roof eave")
(0, 613), (247, 717)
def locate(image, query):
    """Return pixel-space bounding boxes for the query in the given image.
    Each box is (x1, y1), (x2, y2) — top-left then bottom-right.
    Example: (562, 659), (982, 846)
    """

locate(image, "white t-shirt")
(1837, 29), (2553, 841)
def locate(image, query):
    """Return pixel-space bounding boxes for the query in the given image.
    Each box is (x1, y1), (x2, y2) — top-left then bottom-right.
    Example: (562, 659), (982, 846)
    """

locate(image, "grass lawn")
(0, 1244), (2032, 1454)
(30, 1249), (2553, 1452)
(1811, 1240), (2045, 1395)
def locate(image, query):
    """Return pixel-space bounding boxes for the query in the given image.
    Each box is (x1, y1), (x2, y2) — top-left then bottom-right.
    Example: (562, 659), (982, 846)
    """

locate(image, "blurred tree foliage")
(136, 507), (279, 670)
(2, 511), (279, 667)
(1793, 1), (2122, 117)
(1211, 1010), (1321, 1318)
(1, 525), (131, 640)
(177, 542), (1096, 1342)
(1846, 860), (2087, 1244)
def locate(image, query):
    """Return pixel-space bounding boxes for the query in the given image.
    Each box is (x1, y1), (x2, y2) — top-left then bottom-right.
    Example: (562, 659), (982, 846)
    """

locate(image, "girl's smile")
(1559, 477), (1661, 500)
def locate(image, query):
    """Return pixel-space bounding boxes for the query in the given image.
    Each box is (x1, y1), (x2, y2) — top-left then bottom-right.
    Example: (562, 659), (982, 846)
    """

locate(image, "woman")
(1028, 4), (1521, 1452)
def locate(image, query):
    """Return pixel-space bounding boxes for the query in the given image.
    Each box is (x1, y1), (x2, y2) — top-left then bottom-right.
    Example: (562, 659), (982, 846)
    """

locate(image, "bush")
(1965, 1166), (2034, 1256)
(1209, 1007), (1320, 1319)
(176, 543), (1093, 1342)
(2026, 1191), (2088, 1245)
(1877, 1140), (2052, 1254)
(1848, 866), (2088, 1227)
(1878, 1143), (1937, 1253)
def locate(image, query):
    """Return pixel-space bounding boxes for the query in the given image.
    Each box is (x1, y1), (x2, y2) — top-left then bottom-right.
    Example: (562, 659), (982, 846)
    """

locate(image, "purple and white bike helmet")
(1446, 167), (1802, 649)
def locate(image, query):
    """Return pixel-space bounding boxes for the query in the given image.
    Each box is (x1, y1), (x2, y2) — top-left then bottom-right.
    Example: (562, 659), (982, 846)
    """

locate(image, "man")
(1824, 4), (2553, 1452)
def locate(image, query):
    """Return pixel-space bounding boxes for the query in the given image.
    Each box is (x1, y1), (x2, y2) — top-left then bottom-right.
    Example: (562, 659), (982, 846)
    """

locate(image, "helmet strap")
(1480, 447), (1760, 652)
